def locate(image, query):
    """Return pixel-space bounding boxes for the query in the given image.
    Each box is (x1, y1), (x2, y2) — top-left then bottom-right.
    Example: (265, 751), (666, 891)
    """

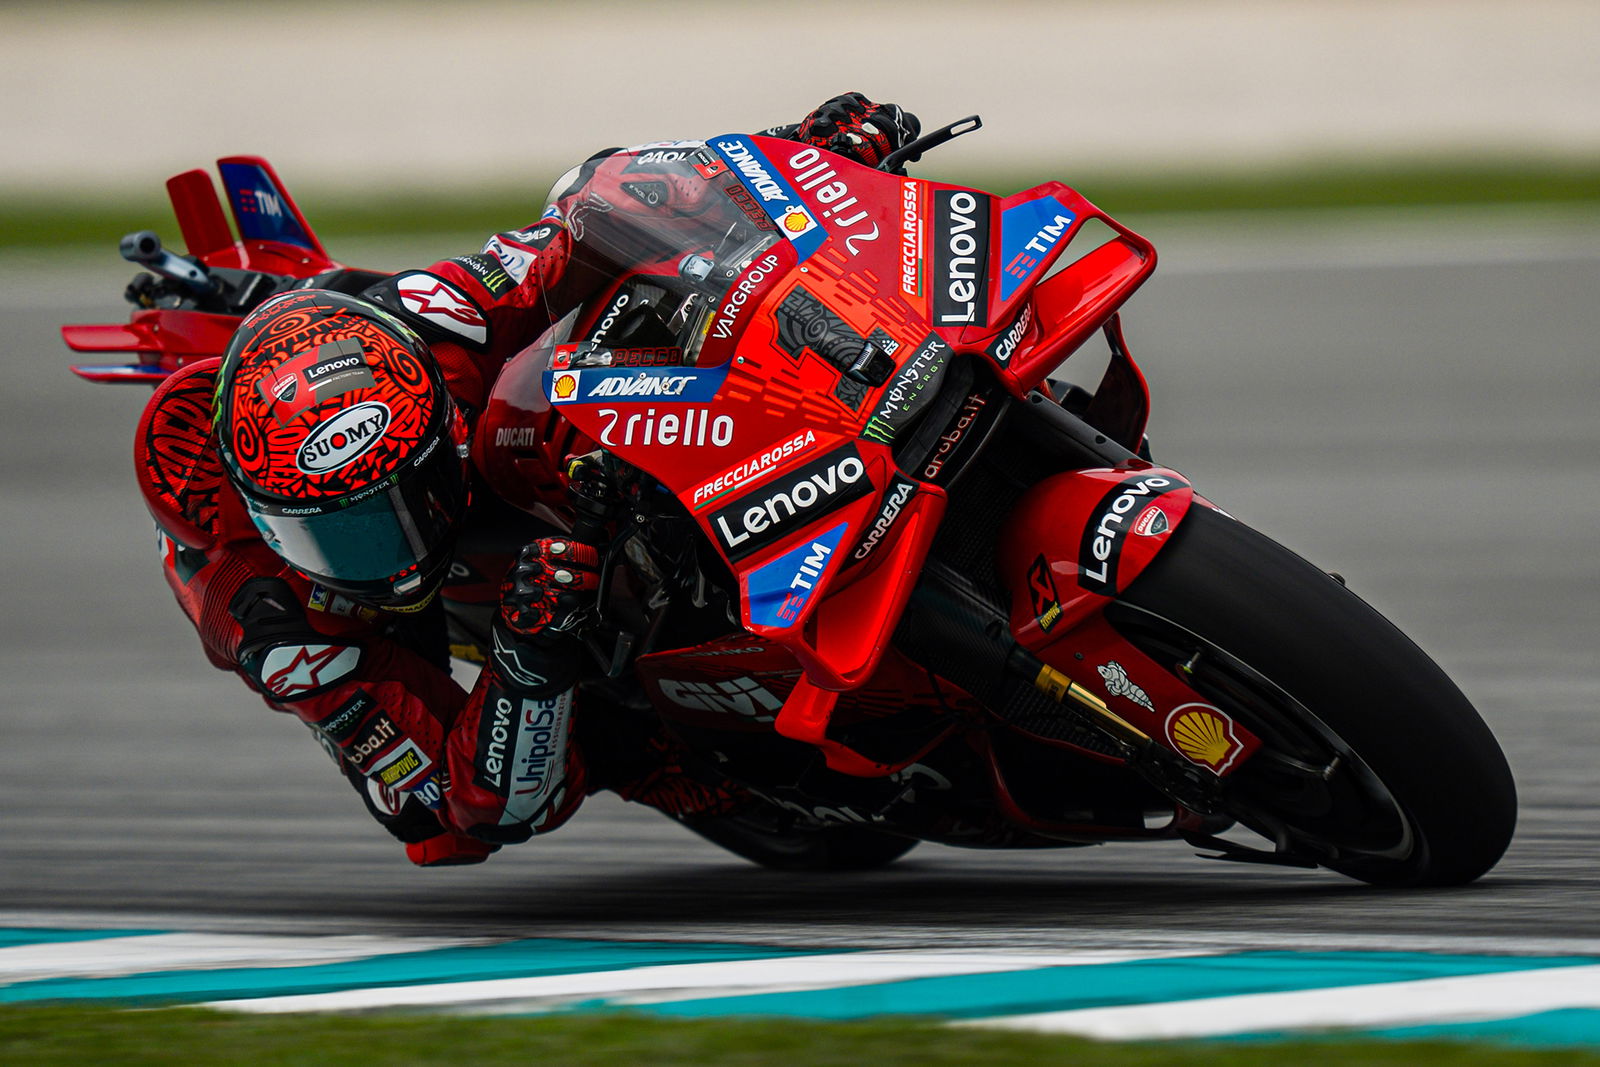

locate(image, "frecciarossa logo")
(710, 444), (872, 560)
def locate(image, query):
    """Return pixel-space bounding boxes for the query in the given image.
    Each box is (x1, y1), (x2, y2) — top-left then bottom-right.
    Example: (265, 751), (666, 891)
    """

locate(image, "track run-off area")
(3, 206), (1598, 1047)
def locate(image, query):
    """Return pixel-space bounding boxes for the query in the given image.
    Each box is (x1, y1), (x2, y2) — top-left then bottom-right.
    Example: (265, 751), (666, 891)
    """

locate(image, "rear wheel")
(676, 808), (921, 872)
(1110, 504), (1515, 886)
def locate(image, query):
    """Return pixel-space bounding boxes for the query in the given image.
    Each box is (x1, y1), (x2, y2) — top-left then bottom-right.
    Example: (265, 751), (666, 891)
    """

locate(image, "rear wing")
(65, 157), (340, 383)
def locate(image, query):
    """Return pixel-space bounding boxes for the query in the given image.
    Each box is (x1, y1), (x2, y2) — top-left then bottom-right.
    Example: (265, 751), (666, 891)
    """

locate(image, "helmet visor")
(244, 434), (467, 593)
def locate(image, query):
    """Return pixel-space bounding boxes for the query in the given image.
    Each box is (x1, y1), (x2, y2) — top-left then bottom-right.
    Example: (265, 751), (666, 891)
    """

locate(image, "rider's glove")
(797, 93), (921, 169)
(491, 537), (602, 695)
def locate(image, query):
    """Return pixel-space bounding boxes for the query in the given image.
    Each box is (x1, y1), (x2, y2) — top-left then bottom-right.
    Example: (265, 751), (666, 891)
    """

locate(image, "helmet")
(216, 289), (468, 609)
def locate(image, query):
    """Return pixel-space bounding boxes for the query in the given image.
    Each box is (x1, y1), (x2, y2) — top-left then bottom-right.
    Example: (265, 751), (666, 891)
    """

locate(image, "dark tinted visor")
(244, 435), (466, 589)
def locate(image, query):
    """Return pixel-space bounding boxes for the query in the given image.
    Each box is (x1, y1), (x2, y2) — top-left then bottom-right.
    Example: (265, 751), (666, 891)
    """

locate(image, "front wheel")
(1110, 504), (1516, 886)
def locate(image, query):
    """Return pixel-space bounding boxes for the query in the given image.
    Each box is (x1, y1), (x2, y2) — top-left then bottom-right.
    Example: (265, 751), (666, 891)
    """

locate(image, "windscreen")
(535, 140), (785, 366)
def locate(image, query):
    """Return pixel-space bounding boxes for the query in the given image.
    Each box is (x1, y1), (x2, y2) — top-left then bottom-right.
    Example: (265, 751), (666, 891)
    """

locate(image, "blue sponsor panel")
(709, 134), (827, 263)
(997, 196), (1077, 302)
(545, 364), (729, 405)
(746, 523), (848, 628)
(217, 161), (318, 252)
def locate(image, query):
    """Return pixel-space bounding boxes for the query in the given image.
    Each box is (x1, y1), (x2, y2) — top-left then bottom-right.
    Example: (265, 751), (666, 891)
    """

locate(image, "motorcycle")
(65, 117), (1516, 885)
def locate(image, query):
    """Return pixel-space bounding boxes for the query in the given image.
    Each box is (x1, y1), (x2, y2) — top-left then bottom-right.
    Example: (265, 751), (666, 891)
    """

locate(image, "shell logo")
(779, 206), (816, 236)
(1164, 703), (1244, 773)
(552, 373), (579, 401)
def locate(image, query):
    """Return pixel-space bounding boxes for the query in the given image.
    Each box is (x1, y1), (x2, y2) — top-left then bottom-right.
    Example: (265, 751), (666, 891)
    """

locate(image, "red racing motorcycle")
(66, 117), (1515, 885)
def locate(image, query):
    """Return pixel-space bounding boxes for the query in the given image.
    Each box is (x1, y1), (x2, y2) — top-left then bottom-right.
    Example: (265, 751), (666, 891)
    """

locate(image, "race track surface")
(2, 207), (1597, 955)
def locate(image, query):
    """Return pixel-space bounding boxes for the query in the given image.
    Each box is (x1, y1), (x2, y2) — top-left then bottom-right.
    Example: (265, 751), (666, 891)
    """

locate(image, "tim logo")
(238, 188), (283, 216)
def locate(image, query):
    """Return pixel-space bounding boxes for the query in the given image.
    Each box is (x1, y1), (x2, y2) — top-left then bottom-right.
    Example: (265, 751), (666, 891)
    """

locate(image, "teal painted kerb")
(1369, 1009), (1600, 1050)
(617, 952), (1600, 1022)
(0, 937), (827, 1005)
(1218, 1009), (1600, 1050)
(0, 928), (166, 949)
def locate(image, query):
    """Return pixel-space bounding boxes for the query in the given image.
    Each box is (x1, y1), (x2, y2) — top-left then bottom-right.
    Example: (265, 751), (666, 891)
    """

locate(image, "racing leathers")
(137, 95), (920, 865)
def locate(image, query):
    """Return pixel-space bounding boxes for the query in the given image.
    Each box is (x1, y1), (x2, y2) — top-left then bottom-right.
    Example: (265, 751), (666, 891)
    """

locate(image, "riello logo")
(296, 402), (392, 474)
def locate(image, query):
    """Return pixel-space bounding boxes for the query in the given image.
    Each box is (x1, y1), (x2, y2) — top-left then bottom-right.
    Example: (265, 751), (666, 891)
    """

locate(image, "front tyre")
(1110, 504), (1515, 886)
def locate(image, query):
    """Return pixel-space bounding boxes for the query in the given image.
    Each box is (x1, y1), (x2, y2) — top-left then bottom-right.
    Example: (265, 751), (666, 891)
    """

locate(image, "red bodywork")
(70, 143), (1260, 826)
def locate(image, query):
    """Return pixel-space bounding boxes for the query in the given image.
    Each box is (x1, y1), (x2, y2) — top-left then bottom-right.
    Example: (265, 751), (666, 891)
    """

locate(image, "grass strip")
(2, 1004), (1598, 1066)
(4, 157), (1597, 253)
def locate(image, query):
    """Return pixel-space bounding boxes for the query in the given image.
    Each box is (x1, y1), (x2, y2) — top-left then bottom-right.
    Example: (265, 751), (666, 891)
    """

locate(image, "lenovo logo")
(710, 446), (871, 560)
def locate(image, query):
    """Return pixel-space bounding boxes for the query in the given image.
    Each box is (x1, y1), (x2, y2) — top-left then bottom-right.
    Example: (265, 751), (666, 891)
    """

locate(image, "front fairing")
(484, 136), (1158, 773)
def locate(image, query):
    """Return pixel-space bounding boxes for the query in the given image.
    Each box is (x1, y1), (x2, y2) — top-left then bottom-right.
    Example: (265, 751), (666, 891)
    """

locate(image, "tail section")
(215, 155), (329, 259)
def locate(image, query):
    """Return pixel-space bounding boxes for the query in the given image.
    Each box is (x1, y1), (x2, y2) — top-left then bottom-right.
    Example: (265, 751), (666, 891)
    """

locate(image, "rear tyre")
(1111, 504), (1515, 886)
(676, 808), (921, 871)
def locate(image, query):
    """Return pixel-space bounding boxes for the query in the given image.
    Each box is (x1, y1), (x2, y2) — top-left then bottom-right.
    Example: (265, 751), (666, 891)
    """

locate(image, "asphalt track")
(2, 207), (1597, 956)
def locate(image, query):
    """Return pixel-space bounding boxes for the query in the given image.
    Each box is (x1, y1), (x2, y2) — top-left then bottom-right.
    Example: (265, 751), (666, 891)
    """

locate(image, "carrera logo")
(1078, 474), (1189, 595)
(986, 303), (1033, 366)
(932, 189), (990, 328)
(852, 478), (915, 562)
(710, 446), (870, 560)
(296, 402), (392, 474)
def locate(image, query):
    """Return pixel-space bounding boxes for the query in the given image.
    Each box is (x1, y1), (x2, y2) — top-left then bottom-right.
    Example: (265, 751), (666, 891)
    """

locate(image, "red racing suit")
(137, 116), (899, 866)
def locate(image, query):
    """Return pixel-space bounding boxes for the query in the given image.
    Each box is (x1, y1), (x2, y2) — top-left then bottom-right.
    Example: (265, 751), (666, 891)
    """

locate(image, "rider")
(136, 94), (921, 865)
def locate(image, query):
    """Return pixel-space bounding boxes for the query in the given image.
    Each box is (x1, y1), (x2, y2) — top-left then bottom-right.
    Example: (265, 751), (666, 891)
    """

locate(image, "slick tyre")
(1109, 504), (1516, 887)
(676, 809), (920, 872)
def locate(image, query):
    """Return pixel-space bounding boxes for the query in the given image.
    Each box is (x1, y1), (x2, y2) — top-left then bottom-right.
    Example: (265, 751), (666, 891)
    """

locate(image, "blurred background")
(2, 0), (1597, 244)
(1, 0), (1597, 927)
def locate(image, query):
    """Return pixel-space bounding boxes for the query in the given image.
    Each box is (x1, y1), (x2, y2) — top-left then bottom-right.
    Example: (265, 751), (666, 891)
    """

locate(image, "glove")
(797, 92), (921, 169)
(492, 537), (602, 695)
(500, 537), (601, 636)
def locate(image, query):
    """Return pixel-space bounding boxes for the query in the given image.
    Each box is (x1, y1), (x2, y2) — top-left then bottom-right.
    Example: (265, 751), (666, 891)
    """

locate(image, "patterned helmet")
(216, 289), (468, 608)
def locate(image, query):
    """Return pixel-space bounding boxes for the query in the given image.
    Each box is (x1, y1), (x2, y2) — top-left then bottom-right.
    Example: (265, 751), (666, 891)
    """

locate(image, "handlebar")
(878, 114), (983, 173)
(119, 230), (219, 296)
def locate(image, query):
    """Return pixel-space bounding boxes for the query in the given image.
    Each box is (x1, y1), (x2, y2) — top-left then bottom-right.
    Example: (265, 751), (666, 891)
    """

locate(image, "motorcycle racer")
(136, 94), (921, 866)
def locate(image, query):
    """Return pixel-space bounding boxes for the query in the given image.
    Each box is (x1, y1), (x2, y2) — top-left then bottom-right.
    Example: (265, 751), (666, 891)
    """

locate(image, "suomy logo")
(296, 402), (392, 474)
(710, 446), (871, 560)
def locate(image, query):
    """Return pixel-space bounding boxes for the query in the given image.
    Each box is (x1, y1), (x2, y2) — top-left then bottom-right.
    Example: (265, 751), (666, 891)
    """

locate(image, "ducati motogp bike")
(66, 116), (1515, 886)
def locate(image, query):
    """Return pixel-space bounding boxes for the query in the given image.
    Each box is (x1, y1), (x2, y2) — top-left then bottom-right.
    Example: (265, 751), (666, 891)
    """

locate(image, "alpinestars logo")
(395, 273), (487, 345)
(260, 643), (361, 699)
(709, 445), (871, 560)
